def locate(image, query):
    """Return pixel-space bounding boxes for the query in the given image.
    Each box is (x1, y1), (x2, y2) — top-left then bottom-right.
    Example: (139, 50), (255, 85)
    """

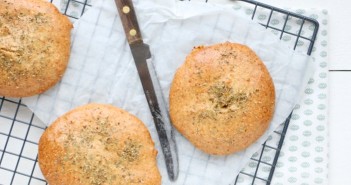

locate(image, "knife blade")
(114, 0), (179, 181)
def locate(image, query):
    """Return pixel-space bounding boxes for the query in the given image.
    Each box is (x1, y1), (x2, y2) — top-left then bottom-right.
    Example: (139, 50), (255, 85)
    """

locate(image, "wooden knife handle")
(114, 0), (142, 44)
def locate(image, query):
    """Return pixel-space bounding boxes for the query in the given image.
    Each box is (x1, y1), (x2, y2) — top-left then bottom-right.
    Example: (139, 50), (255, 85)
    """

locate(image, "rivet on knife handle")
(114, 0), (142, 44)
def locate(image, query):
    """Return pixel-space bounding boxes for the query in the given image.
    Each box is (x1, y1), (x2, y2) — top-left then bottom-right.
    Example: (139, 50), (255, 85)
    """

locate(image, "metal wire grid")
(60, 0), (92, 20)
(0, 0), (318, 184)
(0, 98), (46, 185)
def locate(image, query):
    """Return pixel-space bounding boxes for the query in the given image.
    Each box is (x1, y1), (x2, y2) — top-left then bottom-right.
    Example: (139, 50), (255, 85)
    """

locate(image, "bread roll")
(0, 0), (72, 97)
(39, 104), (161, 185)
(170, 42), (275, 155)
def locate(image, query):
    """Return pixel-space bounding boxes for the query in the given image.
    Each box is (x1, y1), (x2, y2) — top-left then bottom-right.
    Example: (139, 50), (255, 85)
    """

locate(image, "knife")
(114, 0), (179, 181)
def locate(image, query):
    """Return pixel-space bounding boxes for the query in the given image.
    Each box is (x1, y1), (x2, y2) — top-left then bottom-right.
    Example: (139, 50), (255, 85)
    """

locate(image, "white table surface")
(256, 0), (351, 184)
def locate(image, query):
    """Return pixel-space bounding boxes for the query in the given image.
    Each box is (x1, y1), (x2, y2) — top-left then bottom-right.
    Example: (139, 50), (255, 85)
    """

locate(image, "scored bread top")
(0, 0), (72, 97)
(39, 104), (161, 185)
(170, 42), (275, 155)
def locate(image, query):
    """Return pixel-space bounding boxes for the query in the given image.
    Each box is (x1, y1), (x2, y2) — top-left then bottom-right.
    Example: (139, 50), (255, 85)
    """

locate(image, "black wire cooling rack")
(0, 0), (318, 184)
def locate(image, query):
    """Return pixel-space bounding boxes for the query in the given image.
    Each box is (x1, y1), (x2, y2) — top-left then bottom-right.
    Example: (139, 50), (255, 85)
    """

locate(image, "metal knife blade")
(114, 0), (179, 181)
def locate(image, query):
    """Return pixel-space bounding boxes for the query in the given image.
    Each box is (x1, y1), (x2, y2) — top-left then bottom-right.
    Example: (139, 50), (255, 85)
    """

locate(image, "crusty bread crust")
(39, 104), (161, 185)
(170, 42), (275, 155)
(0, 0), (72, 97)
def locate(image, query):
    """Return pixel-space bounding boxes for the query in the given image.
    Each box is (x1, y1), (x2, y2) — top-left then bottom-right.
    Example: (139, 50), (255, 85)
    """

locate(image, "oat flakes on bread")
(38, 104), (161, 185)
(169, 42), (275, 155)
(0, 0), (72, 97)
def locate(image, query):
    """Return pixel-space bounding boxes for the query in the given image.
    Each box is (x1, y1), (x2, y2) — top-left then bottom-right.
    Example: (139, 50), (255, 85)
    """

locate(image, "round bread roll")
(39, 104), (161, 185)
(0, 0), (72, 97)
(170, 42), (275, 155)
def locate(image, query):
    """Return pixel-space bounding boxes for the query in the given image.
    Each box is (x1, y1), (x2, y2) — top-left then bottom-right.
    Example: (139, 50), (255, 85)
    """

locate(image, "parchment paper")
(23, 0), (316, 184)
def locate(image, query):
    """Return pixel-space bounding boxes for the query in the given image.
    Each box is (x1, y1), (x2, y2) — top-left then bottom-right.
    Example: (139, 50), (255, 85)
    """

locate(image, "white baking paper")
(23, 0), (316, 184)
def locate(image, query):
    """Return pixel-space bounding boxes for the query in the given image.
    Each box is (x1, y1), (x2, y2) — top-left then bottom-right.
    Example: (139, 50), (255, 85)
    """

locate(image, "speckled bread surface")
(0, 0), (72, 97)
(169, 42), (275, 155)
(38, 104), (161, 185)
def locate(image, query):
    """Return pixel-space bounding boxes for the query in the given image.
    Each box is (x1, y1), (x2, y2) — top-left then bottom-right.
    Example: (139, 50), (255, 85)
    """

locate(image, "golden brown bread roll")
(169, 42), (275, 155)
(0, 0), (72, 97)
(38, 104), (161, 185)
